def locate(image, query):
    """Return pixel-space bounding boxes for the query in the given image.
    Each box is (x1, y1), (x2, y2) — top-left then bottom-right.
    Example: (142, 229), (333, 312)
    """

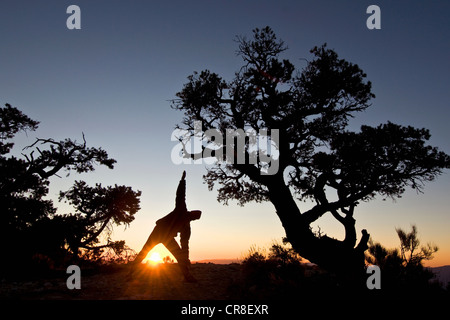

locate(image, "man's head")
(187, 210), (202, 221)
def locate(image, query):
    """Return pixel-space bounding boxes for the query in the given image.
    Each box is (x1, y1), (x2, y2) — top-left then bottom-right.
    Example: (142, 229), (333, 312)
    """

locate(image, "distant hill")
(430, 265), (450, 288)
(193, 259), (240, 264)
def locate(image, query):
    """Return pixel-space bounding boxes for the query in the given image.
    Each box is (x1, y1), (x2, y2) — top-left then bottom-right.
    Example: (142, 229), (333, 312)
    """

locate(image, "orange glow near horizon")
(141, 244), (176, 266)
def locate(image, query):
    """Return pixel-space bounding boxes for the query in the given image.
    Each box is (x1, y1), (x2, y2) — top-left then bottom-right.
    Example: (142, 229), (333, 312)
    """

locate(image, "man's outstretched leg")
(164, 238), (197, 283)
(135, 232), (160, 264)
(128, 231), (159, 278)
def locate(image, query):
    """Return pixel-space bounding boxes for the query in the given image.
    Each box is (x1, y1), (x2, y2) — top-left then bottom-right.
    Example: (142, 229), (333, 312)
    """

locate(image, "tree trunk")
(267, 179), (317, 260)
(267, 180), (369, 285)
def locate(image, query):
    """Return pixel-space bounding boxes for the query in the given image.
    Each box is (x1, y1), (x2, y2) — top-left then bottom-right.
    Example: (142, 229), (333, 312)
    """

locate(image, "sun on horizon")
(143, 252), (163, 266)
(141, 244), (176, 266)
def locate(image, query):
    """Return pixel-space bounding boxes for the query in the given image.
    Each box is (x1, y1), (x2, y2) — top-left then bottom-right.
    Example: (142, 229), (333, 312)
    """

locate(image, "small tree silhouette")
(396, 225), (438, 266)
(163, 256), (174, 264)
(366, 225), (438, 293)
(58, 181), (141, 260)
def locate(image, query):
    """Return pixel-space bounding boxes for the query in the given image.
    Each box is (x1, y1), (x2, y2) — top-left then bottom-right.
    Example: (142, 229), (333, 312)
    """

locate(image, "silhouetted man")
(131, 171), (201, 282)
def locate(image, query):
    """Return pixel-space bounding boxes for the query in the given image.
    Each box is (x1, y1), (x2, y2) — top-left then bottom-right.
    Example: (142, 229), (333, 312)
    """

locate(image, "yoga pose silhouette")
(132, 171), (201, 282)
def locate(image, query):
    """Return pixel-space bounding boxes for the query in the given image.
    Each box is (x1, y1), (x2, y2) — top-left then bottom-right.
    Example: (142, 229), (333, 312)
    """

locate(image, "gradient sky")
(1, 0), (449, 266)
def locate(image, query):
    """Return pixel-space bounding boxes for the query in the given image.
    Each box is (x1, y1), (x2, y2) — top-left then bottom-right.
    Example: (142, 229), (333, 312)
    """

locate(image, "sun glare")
(143, 252), (163, 266)
(149, 252), (162, 263)
(141, 244), (176, 266)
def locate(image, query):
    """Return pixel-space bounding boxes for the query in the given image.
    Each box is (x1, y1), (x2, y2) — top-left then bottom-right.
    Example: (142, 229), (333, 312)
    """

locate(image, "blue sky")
(1, 0), (449, 265)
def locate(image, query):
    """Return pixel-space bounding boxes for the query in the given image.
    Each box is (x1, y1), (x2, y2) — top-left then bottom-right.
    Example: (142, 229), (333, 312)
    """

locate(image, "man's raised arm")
(175, 171), (187, 211)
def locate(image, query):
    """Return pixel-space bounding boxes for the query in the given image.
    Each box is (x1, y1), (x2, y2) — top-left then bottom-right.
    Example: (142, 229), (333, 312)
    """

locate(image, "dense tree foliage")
(0, 104), (140, 273)
(172, 27), (450, 280)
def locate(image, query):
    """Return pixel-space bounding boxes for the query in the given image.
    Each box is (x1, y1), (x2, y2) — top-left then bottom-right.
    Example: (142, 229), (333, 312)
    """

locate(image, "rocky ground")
(0, 263), (243, 300)
(2, 262), (449, 300)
